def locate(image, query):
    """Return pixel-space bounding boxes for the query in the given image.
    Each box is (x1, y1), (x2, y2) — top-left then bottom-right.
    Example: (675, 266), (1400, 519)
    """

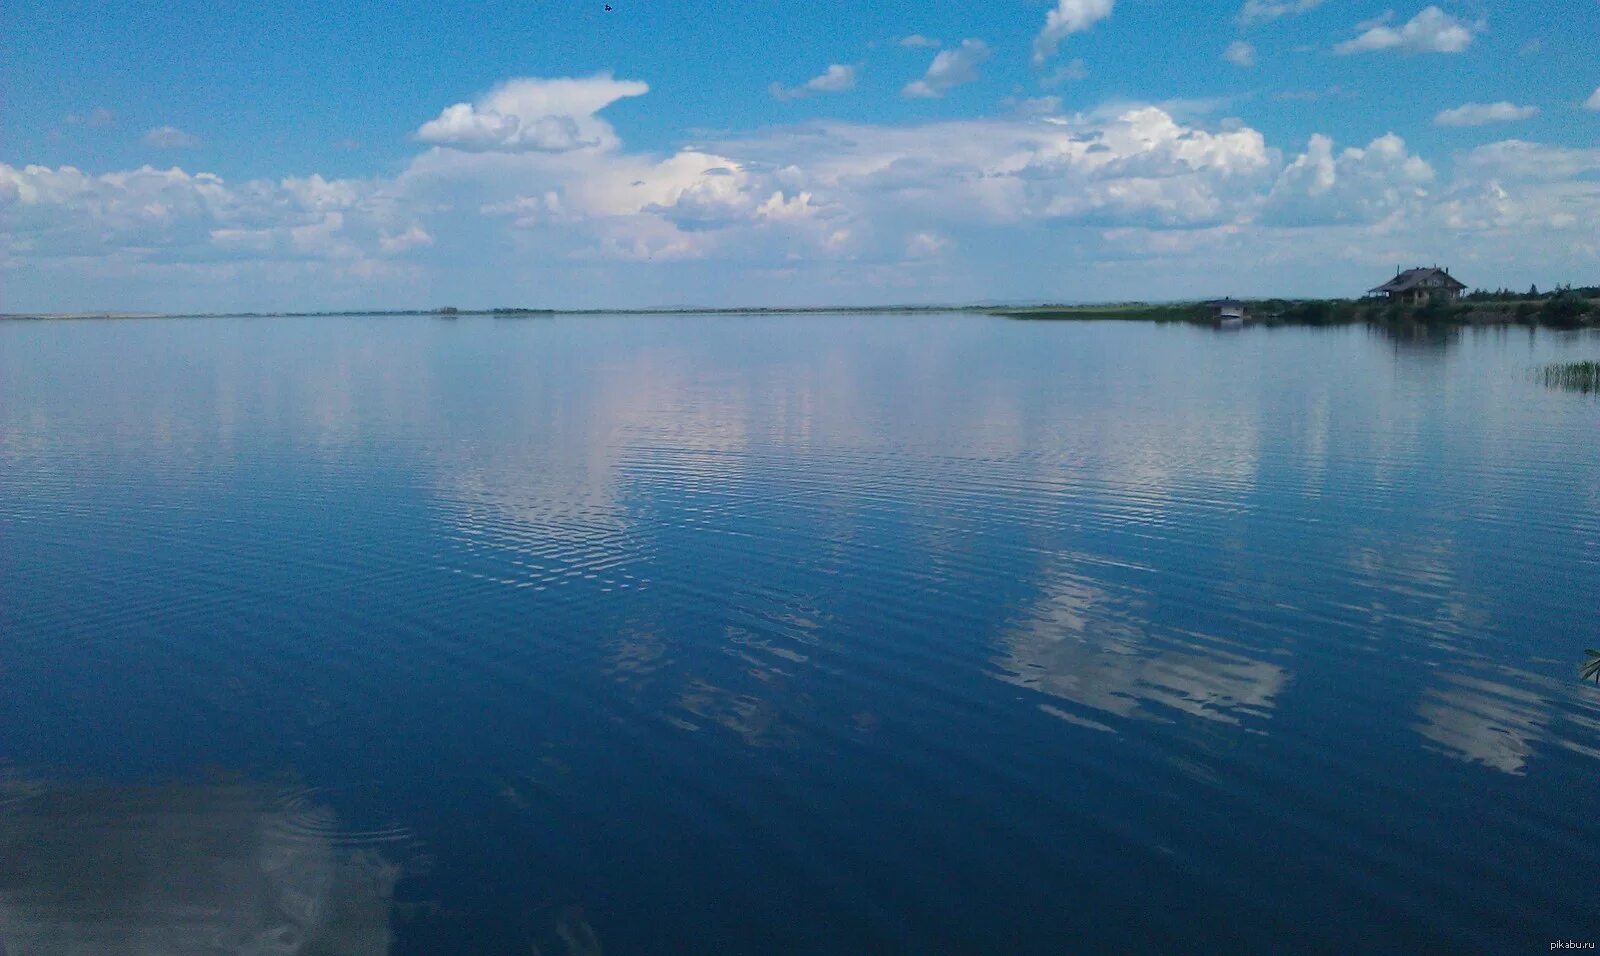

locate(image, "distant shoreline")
(3, 294), (1597, 329)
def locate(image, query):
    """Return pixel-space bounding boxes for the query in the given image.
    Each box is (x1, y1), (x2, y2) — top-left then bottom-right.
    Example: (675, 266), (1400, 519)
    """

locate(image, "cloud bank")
(5, 74), (1598, 312)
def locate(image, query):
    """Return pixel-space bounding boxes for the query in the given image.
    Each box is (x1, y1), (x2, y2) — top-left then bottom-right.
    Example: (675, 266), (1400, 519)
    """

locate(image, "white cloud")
(898, 35), (940, 48)
(64, 108), (114, 128)
(770, 64), (857, 101)
(143, 126), (199, 149)
(718, 105), (1275, 233)
(1263, 132), (1434, 226)
(1455, 139), (1600, 182)
(0, 161), (432, 281)
(905, 231), (950, 258)
(1032, 0), (1114, 67)
(1224, 40), (1257, 67)
(414, 73), (648, 152)
(1237, 0), (1325, 27)
(904, 39), (992, 98)
(1335, 6), (1479, 55)
(1040, 60), (1089, 89)
(1518, 39), (1542, 56)
(1585, 87), (1600, 111)
(1433, 102), (1539, 127)
(378, 225), (433, 254)
(9, 72), (1600, 311)
(1010, 95), (1064, 116)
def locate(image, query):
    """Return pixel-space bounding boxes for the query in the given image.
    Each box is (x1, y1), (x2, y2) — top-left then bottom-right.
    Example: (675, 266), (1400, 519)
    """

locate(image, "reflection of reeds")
(1541, 361), (1600, 394)
(1582, 649), (1600, 683)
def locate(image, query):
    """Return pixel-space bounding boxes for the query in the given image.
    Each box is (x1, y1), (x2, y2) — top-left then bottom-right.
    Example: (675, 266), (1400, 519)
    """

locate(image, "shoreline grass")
(1540, 361), (1600, 394)
(4, 294), (1596, 329)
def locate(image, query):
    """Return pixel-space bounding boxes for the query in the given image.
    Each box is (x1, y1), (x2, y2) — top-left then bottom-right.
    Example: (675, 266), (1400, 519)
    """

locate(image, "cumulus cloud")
(905, 231), (950, 258)
(1433, 102), (1538, 127)
(1224, 41), (1257, 67)
(143, 126), (199, 149)
(378, 225), (433, 254)
(1334, 6), (1478, 55)
(1585, 87), (1600, 111)
(898, 35), (940, 48)
(716, 104), (1275, 234)
(414, 73), (648, 152)
(1032, 0), (1114, 67)
(904, 39), (992, 98)
(0, 162), (429, 281)
(1237, 0), (1325, 27)
(9, 71), (1600, 311)
(1263, 132), (1434, 226)
(770, 64), (857, 101)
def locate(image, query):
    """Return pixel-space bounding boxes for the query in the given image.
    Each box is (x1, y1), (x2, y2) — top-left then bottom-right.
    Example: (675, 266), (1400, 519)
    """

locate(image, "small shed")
(1369, 267), (1466, 304)
(1208, 299), (1246, 323)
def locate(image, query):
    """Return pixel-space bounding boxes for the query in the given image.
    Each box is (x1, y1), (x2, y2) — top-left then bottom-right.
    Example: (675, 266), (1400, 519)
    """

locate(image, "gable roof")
(1370, 267), (1467, 294)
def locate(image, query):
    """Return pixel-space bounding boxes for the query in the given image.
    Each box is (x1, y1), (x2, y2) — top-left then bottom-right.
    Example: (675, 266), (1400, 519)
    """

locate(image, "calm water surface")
(1, 315), (1597, 953)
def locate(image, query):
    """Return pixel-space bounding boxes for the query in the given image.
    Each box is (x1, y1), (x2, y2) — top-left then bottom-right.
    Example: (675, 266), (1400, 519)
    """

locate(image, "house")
(1369, 266), (1466, 304)
(1207, 299), (1246, 324)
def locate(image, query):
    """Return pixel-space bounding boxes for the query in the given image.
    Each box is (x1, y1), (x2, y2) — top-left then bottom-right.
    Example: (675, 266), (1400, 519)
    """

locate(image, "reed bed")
(1540, 361), (1600, 393)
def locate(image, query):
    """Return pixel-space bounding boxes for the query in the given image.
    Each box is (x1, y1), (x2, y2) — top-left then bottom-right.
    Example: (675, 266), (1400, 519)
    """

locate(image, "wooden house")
(1368, 267), (1466, 304)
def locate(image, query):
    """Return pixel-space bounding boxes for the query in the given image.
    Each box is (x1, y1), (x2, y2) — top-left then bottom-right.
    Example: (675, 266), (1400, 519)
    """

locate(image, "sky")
(3, 0), (1598, 312)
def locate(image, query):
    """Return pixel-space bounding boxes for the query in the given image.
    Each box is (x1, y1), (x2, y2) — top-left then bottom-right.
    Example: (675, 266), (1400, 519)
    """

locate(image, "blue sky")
(4, 0), (1598, 311)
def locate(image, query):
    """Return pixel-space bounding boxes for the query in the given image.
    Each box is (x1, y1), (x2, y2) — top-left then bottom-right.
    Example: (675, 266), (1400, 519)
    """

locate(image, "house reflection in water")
(0, 777), (400, 955)
(991, 566), (1287, 730)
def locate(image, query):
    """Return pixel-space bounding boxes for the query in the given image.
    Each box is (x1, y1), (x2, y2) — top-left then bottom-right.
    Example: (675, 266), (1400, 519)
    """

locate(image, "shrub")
(1540, 294), (1594, 328)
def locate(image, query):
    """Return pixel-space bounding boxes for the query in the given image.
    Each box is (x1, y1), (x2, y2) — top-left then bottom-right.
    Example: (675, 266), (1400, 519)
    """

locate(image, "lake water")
(1, 314), (1597, 953)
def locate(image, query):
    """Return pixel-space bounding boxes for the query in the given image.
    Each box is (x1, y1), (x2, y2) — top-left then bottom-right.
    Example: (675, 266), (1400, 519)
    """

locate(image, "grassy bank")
(994, 291), (1600, 329)
(6, 290), (1596, 328)
(993, 303), (1207, 323)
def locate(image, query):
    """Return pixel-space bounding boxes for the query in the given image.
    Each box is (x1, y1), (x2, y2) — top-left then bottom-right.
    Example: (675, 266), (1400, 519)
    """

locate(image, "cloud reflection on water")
(0, 776), (400, 955)
(992, 563), (1287, 730)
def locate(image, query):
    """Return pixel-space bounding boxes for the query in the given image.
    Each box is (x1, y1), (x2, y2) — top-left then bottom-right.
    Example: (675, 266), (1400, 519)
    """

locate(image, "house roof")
(1208, 298), (1245, 309)
(1369, 267), (1466, 294)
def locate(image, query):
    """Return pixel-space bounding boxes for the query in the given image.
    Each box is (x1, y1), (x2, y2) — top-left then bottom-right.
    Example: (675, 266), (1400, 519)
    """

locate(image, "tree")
(1529, 284), (1539, 298)
(1583, 649), (1600, 683)
(1540, 292), (1594, 328)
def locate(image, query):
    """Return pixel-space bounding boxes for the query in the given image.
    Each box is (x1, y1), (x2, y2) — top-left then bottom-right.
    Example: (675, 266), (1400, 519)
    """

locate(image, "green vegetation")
(997, 288), (1598, 330)
(6, 284), (1594, 328)
(1463, 284), (1600, 303)
(1540, 361), (1600, 394)
(1582, 649), (1600, 683)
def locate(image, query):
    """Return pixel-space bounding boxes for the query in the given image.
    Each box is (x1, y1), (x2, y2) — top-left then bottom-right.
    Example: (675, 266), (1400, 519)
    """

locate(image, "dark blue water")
(1, 315), (1597, 953)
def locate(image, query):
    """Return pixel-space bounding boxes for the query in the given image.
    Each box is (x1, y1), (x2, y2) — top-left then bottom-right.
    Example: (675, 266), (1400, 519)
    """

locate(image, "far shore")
(4, 290), (1597, 329)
